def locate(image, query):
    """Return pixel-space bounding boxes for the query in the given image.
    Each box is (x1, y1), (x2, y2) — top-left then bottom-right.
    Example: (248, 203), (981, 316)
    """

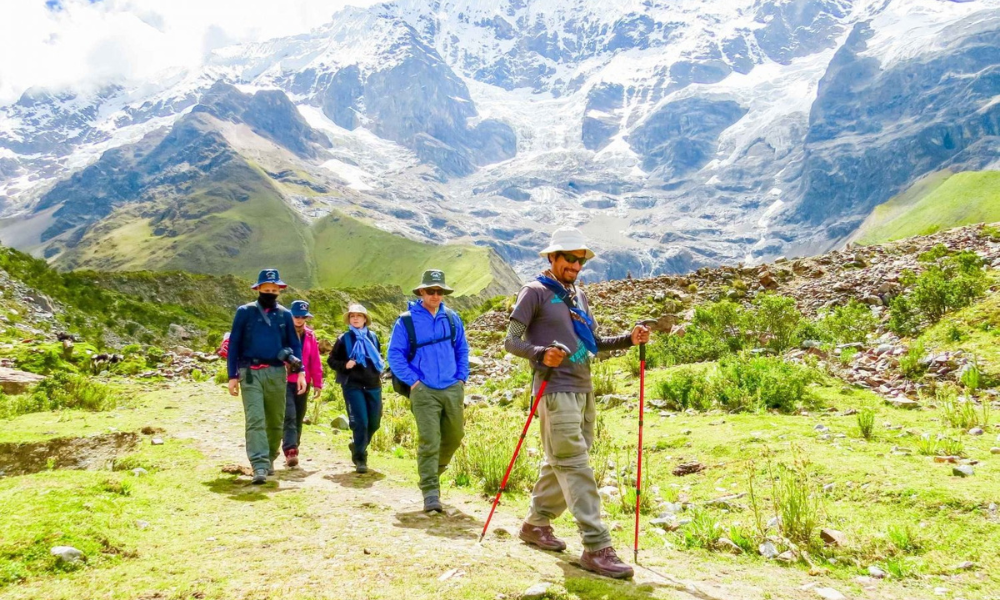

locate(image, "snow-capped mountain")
(1, 0), (998, 281)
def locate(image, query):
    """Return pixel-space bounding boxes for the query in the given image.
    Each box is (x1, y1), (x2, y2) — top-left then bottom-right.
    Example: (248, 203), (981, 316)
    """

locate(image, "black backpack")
(389, 309), (457, 397)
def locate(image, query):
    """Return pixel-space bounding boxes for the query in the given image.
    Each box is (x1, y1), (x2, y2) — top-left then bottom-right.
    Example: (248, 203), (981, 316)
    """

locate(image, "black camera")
(277, 347), (303, 373)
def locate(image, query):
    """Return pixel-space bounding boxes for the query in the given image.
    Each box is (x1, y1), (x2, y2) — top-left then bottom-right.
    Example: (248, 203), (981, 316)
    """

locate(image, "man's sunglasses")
(556, 252), (589, 266)
(423, 288), (446, 296)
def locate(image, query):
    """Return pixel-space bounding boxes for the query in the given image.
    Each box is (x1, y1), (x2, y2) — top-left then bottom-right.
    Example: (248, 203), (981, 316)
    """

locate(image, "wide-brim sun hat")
(251, 268), (287, 289)
(344, 303), (371, 326)
(539, 227), (596, 260)
(412, 269), (454, 296)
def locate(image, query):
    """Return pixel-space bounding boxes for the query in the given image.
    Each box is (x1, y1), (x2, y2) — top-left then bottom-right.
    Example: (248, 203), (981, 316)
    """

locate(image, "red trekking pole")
(480, 341), (570, 543)
(633, 320), (654, 563)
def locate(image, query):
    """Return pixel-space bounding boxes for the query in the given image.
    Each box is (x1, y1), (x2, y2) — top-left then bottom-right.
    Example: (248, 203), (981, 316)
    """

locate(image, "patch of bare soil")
(0, 431), (139, 476)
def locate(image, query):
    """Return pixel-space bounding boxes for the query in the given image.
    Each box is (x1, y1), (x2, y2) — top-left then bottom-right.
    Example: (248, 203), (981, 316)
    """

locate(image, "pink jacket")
(287, 326), (323, 389)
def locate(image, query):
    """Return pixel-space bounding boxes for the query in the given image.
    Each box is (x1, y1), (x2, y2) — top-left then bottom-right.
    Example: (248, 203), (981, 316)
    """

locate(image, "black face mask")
(257, 292), (278, 309)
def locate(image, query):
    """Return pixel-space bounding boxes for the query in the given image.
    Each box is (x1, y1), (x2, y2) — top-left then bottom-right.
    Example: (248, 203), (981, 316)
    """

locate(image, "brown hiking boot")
(519, 523), (567, 552)
(580, 547), (634, 579)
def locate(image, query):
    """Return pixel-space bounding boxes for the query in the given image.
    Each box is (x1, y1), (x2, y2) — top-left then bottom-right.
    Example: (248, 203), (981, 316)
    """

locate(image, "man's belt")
(238, 358), (284, 368)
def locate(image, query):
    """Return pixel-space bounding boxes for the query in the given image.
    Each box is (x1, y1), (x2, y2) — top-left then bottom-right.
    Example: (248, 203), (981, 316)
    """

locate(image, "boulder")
(953, 465), (974, 477)
(332, 415), (350, 430)
(815, 588), (847, 600)
(759, 541), (779, 559)
(820, 528), (847, 547)
(0, 367), (46, 395)
(50, 546), (84, 564)
(522, 583), (552, 599)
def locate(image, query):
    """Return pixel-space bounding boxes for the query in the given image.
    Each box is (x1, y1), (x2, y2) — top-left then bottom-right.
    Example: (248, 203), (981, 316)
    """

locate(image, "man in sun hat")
(387, 269), (469, 512)
(227, 268), (306, 484)
(281, 300), (323, 468)
(503, 227), (650, 579)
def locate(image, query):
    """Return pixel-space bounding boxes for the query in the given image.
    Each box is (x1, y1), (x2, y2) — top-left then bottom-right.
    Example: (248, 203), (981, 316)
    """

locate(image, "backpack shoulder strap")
(400, 311), (417, 361)
(445, 308), (458, 344)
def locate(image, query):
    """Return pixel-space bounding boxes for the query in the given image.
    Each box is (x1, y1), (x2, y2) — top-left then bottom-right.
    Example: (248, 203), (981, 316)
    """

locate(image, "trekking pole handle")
(542, 341), (571, 382)
(635, 320), (655, 362)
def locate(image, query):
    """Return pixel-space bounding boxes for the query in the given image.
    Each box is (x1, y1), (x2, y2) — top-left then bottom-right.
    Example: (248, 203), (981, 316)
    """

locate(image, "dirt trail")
(162, 385), (781, 600)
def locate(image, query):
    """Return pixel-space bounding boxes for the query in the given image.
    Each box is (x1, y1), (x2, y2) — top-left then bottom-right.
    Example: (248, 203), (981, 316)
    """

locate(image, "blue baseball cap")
(251, 268), (287, 289)
(290, 300), (312, 318)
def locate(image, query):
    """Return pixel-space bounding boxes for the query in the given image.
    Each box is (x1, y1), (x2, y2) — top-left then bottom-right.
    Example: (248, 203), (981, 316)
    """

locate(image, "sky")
(0, 0), (381, 104)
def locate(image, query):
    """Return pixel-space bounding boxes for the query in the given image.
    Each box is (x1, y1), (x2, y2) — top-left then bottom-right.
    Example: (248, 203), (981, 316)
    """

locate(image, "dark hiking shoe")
(267, 462), (275, 476)
(355, 461), (368, 474)
(423, 495), (443, 513)
(580, 547), (634, 579)
(285, 448), (299, 468)
(519, 523), (567, 552)
(252, 469), (267, 485)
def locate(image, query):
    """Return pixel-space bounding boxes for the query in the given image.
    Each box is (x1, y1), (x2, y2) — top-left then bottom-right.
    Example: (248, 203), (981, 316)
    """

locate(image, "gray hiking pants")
(525, 391), (612, 552)
(239, 366), (286, 472)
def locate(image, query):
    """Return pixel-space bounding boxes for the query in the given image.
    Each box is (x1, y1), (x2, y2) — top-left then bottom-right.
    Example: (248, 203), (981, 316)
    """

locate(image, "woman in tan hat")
(327, 303), (383, 473)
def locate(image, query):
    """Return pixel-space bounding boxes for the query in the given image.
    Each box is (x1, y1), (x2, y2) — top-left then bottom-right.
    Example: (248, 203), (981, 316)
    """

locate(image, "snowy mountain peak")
(2, 0), (1000, 281)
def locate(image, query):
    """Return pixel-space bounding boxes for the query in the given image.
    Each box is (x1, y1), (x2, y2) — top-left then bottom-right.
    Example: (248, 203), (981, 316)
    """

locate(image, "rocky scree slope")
(468, 222), (1000, 404)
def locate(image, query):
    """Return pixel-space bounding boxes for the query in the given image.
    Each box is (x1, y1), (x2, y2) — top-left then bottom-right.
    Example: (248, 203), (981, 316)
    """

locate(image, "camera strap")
(255, 301), (272, 327)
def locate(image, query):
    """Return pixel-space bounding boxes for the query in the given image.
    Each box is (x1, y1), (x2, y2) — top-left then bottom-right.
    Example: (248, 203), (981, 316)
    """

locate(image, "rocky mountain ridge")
(1, 0), (999, 280)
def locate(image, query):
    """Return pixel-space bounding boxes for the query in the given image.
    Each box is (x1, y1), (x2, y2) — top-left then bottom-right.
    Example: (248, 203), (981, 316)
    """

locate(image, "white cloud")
(0, 0), (381, 104)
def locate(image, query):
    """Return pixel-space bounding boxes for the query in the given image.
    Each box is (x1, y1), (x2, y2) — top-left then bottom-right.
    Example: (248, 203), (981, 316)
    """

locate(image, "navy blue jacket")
(387, 300), (469, 390)
(227, 302), (303, 379)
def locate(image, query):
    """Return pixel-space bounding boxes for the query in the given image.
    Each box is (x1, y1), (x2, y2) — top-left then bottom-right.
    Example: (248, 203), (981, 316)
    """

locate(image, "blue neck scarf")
(349, 326), (384, 371)
(536, 274), (598, 355)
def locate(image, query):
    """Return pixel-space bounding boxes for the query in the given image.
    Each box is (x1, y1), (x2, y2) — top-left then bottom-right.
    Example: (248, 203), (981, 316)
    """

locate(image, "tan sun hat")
(343, 303), (371, 327)
(539, 227), (596, 260)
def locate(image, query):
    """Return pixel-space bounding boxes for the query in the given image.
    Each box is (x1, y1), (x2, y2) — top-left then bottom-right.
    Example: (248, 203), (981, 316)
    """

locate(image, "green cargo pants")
(239, 366), (287, 472)
(410, 382), (465, 498)
(525, 391), (612, 552)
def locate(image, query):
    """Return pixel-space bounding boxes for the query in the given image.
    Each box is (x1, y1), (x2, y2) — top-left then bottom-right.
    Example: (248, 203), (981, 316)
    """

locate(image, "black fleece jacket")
(328, 330), (383, 389)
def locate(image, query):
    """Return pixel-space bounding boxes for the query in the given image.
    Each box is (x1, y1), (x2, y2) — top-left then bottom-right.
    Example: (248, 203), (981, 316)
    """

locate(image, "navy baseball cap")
(251, 268), (287, 289)
(290, 300), (312, 318)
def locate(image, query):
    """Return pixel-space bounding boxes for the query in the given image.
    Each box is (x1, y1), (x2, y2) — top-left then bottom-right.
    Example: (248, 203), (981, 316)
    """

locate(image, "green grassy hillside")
(855, 170), (1000, 244)
(56, 203), (516, 297)
(311, 213), (498, 296)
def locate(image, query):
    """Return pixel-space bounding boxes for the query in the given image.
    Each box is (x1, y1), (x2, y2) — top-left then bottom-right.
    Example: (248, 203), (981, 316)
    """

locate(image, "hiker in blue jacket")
(227, 268), (306, 485)
(387, 269), (469, 513)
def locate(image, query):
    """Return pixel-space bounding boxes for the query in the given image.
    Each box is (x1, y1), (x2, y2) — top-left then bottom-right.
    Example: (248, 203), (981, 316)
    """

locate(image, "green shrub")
(1, 373), (123, 417)
(369, 393), (417, 454)
(857, 407), (876, 440)
(888, 295), (922, 337)
(28, 373), (122, 413)
(898, 341), (927, 380)
(981, 224), (1000, 242)
(451, 407), (538, 496)
(771, 459), (822, 548)
(816, 300), (879, 344)
(887, 524), (922, 554)
(889, 253), (988, 334)
(653, 368), (713, 411)
(749, 293), (804, 352)
(938, 385), (988, 430)
(714, 354), (817, 413)
(591, 361), (619, 396)
(613, 448), (656, 517)
(682, 509), (722, 549)
(960, 360), (981, 393)
(917, 243), (953, 263)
